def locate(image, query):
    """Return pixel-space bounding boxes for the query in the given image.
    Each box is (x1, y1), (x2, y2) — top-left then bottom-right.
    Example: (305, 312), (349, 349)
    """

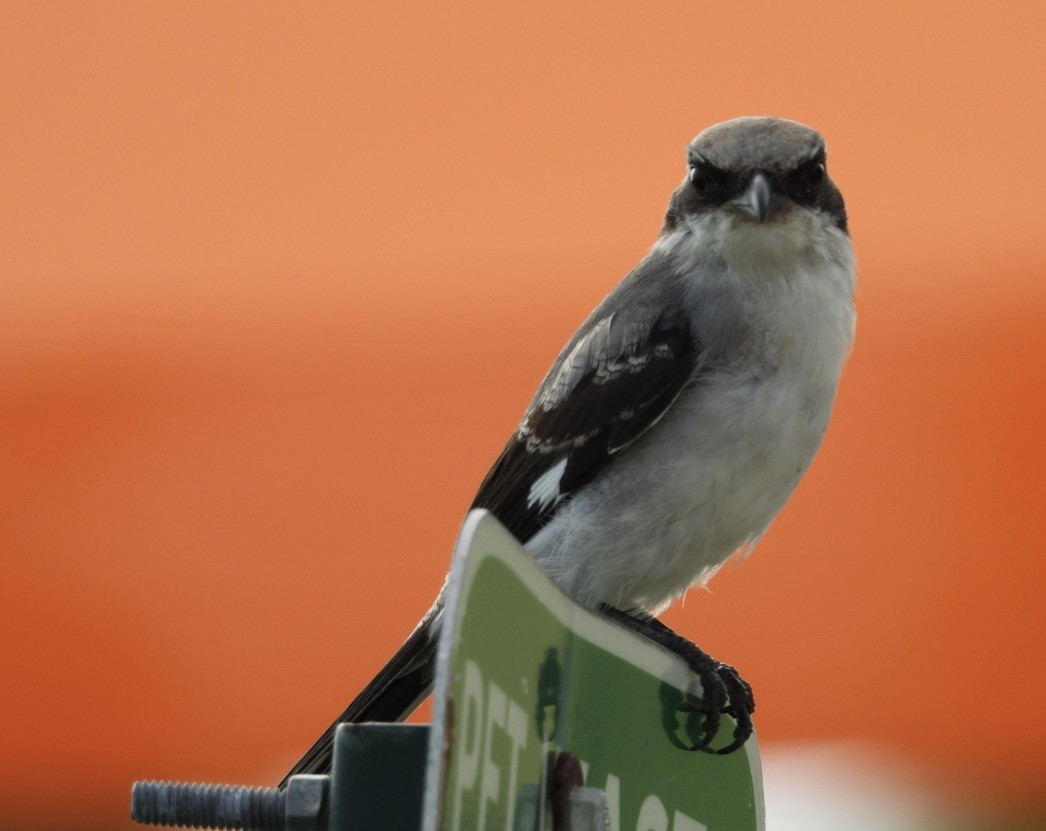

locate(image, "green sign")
(424, 510), (764, 831)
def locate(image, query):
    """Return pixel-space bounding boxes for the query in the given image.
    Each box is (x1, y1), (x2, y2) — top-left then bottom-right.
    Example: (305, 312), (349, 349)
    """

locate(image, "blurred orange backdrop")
(2, 2), (1044, 829)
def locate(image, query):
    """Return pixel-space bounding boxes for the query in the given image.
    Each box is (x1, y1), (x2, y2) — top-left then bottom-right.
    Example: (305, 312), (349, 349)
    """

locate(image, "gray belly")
(525, 366), (837, 612)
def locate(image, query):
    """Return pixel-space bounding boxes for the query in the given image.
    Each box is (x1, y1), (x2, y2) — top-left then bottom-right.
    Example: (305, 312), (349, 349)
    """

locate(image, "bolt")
(550, 751), (584, 830)
(569, 788), (609, 831)
(131, 775), (328, 831)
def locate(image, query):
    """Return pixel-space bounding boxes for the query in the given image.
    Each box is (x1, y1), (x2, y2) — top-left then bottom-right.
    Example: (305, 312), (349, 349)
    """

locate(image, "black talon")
(712, 662), (755, 754)
(598, 604), (755, 753)
(672, 636), (727, 751)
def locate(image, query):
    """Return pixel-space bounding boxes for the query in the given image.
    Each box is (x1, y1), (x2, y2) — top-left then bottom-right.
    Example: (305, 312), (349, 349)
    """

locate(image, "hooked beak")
(740, 173), (771, 223)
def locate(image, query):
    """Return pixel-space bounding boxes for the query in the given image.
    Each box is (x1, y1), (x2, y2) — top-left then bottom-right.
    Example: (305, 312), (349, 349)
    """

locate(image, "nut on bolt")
(285, 775), (329, 831)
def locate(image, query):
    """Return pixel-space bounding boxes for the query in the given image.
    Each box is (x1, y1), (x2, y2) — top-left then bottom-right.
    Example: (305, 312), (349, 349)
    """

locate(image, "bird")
(280, 115), (855, 783)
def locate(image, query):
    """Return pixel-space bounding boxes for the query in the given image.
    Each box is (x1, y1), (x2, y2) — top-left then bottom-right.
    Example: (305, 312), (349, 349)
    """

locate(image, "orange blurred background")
(3, 2), (1044, 829)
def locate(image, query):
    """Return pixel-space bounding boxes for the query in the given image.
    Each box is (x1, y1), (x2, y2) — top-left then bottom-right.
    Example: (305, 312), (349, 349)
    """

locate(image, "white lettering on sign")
(477, 681), (504, 830)
(452, 661), (708, 831)
(451, 659), (529, 831)
(636, 793), (669, 831)
(631, 791), (706, 831)
(590, 769), (704, 831)
(671, 810), (708, 831)
(605, 773), (621, 831)
(450, 660), (484, 831)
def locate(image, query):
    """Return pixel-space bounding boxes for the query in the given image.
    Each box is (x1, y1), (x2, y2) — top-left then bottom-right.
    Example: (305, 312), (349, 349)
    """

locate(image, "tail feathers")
(278, 602), (443, 787)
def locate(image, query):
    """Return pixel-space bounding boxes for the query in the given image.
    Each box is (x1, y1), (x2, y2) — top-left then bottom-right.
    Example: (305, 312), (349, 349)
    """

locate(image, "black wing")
(279, 271), (700, 785)
(472, 304), (699, 542)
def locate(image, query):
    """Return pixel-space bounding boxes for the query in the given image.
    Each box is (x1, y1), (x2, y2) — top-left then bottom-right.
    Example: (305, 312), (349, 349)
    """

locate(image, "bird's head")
(662, 117), (848, 242)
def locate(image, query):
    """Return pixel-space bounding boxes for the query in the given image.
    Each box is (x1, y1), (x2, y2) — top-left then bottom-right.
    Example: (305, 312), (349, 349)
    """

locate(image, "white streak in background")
(761, 743), (993, 831)
(527, 458), (568, 511)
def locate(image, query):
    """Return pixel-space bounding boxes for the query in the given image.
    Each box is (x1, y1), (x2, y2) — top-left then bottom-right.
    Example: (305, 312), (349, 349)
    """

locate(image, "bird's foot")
(598, 605), (755, 754)
(685, 658), (754, 754)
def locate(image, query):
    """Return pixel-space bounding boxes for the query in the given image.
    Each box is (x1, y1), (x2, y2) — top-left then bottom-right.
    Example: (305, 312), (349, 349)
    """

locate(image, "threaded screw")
(131, 780), (286, 830)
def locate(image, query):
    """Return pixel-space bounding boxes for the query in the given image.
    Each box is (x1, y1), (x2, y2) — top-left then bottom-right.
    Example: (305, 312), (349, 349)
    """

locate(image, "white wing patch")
(527, 458), (568, 512)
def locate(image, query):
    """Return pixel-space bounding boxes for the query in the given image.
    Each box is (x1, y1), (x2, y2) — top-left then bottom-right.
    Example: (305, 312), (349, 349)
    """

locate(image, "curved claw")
(681, 660), (755, 753)
(713, 662), (756, 754)
(671, 640), (729, 751)
(682, 668), (726, 751)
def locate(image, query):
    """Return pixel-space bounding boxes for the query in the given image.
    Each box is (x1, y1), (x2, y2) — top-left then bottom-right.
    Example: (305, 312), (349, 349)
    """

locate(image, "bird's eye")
(688, 164), (723, 202)
(805, 162), (826, 187)
(790, 161), (826, 203)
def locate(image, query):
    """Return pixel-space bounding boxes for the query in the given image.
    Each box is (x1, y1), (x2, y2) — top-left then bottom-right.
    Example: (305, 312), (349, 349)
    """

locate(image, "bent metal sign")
(423, 510), (764, 831)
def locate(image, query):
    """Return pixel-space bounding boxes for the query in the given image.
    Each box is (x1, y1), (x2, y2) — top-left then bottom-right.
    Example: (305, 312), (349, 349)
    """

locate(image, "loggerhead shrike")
(281, 116), (855, 782)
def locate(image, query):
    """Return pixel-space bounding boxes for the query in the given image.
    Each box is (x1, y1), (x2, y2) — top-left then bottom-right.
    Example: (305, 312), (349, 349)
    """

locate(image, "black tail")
(277, 599), (443, 786)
